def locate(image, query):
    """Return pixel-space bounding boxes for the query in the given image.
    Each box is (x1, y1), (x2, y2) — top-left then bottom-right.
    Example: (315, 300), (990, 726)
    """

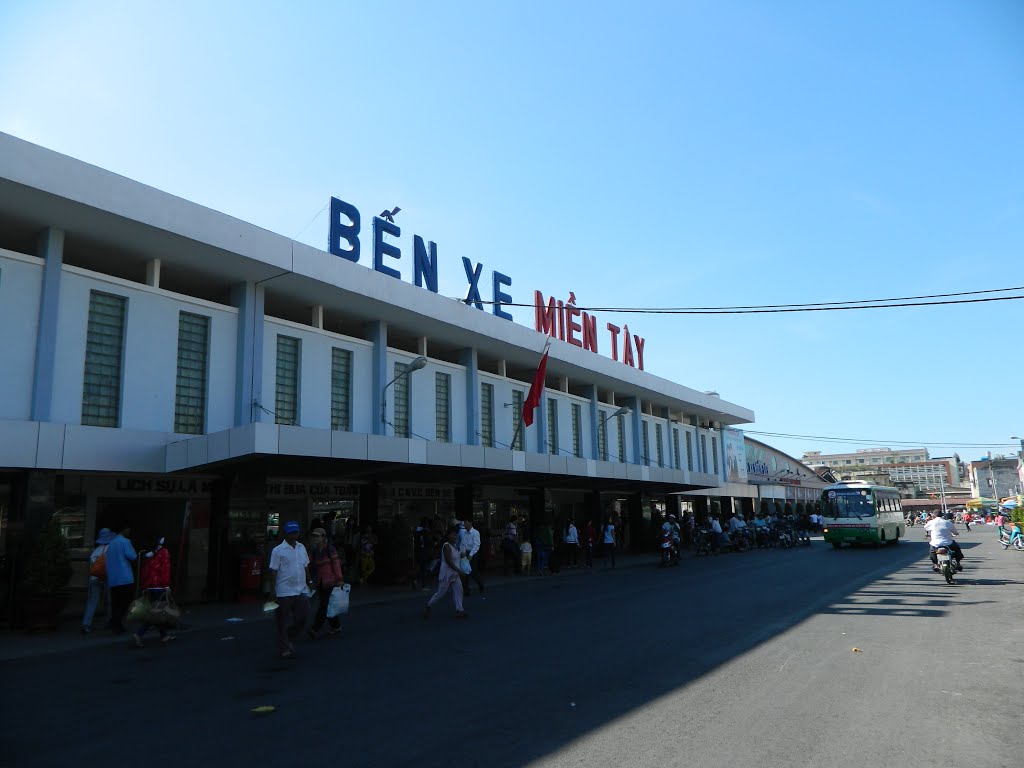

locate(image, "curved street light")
(381, 355), (428, 430)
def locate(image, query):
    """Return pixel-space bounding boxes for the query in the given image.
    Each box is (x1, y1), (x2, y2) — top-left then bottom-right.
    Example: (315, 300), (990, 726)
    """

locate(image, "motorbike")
(658, 532), (681, 567)
(933, 544), (961, 585)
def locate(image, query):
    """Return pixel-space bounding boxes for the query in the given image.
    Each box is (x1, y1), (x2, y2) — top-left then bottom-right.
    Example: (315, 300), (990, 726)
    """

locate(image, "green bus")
(820, 481), (905, 548)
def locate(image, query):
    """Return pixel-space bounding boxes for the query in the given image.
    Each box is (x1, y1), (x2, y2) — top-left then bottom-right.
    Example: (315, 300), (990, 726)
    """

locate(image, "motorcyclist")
(709, 515), (728, 551)
(924, 511), (963, 571)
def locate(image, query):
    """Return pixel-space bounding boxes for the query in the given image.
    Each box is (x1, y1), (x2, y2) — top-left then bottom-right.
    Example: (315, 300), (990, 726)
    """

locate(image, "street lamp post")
(600, 406), (631, 462)
(381, 355), (428, 434)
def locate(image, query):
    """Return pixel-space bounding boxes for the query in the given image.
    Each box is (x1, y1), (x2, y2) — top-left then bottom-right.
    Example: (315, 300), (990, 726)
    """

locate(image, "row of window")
(82, 291), (211, 434)
(80, 290), (721, 471)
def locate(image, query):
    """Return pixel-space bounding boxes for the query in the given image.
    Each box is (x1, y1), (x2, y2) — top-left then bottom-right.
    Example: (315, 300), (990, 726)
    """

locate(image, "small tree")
(23, 516), (73, 594)
(774, 500), (784, 518)
(794, 502), (805, 518)
(710, 500), (722, 518)
(759, 499), (770, 517)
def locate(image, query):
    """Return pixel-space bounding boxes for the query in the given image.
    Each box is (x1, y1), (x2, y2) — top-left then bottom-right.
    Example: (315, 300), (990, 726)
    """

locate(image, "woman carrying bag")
(132, 536), (175, 647)
(307, 528), (344, 638)
(422, 525), (467, 620)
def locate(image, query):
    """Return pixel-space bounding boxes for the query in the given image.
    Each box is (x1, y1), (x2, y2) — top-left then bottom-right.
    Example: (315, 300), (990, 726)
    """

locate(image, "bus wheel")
(831, 542), (842, 549)
(878, 531), (886, 548)
(888, 530), (899, 546)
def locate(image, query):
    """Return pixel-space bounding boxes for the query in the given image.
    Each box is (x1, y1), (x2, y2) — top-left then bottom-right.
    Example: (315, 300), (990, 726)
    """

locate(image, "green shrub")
(23, 516), (72, 594)
(1011, 509), (1024, 526)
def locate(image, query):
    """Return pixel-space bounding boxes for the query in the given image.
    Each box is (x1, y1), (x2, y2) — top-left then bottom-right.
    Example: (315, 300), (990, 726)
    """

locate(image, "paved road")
(2, 529), (1021, 768)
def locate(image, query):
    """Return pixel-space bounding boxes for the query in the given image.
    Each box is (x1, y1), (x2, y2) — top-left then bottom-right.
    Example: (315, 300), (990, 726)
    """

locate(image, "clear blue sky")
(2, 1), (1021, 463)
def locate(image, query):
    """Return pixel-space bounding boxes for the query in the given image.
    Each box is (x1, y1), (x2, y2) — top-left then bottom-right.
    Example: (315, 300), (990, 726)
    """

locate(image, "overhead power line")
(456, 284), (1024, 314)
(744, 429), (1018, 450)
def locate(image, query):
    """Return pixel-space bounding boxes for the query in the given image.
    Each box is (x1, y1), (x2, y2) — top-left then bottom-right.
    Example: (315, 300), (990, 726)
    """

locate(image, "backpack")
(89, 546), (107, 578)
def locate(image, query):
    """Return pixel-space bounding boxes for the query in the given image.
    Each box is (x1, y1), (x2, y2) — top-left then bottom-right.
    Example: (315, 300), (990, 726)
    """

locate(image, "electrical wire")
(744, 429), (1018, 449)
(452, 284), (1024, 314)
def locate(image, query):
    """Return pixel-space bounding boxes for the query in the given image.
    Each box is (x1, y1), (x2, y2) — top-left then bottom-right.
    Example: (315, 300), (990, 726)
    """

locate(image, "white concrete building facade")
(0, 133), (753, 605)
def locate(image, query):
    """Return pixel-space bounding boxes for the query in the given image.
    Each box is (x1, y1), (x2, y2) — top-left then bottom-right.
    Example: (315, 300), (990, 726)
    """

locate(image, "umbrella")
(1000, 499), (1018, 510)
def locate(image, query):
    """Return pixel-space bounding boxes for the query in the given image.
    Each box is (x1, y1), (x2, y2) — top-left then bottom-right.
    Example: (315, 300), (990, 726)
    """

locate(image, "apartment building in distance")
(801, 447), (966, 497)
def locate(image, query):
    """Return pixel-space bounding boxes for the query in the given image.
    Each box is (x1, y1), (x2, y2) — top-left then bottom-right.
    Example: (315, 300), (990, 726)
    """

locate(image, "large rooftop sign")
(328, 196), (647, 368)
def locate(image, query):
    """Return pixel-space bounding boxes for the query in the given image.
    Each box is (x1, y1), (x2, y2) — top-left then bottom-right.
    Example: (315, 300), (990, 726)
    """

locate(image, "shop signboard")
(266, 478), (362, 499)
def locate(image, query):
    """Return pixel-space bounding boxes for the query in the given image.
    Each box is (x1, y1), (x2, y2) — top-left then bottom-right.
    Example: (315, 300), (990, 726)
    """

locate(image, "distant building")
(801, 447), (965, 498)
(967, 457), (1021, 501)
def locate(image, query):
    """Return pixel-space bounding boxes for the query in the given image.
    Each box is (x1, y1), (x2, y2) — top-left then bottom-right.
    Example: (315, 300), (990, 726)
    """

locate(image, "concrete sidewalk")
(0, 551), (661, 661)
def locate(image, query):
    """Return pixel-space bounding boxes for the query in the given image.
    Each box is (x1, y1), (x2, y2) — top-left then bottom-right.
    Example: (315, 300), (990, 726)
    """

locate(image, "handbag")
(326, 584), (351, 618)
(459, 556), (472, 575)
(127, 595), (151, 624)
(146, 589), (182, 626)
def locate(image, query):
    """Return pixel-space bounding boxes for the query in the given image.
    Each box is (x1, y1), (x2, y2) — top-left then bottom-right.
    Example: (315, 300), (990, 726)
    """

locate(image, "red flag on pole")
(522, 345), (550, 427)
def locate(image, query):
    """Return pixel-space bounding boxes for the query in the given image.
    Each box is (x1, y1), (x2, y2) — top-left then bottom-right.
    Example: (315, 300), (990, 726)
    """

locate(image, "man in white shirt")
(728, 513), (747, 533)
(923, 512), (963, 571)
(710, 516), (728, 551)
(268, 521), (312, 659)
(459, 519), (485, 595)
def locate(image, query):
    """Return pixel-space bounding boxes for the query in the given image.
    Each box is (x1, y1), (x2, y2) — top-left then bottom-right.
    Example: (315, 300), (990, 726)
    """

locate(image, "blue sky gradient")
(1, 1), (1021, 461)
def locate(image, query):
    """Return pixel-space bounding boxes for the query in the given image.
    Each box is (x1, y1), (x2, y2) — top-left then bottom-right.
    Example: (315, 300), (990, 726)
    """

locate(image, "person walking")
(268, 521), (312, 659)
(601, 517), (616, 569)
(358, 524), (378, 585)
(459, 519), (485, 595)
(105, 523), (137, 635)
(81, 528), (113, 634)
(307, 527), (344, 639)
(501, 516), (520, 575)
(133, 536), (174, 647)
(423, 525), (467, 619)
(584, 519), (597, 569)
(536, 521), (554, 575)
(415, 518), (433, 589)
(563, 519), (580, 568)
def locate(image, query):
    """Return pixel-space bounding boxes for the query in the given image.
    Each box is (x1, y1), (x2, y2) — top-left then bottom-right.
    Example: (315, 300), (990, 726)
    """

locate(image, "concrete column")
(585, 385), (599, 460)
(417, 337), (428, 357)
(31, 228), (64, 422)
(462, 348), (480, 446)
(145, 258), (161, 288)
(536, 390), (548, 454)
(625, 396), (642, 464)
(232, 282), (265, 426)
(311, 304), (324, 329)
(367, 321), (388, 436)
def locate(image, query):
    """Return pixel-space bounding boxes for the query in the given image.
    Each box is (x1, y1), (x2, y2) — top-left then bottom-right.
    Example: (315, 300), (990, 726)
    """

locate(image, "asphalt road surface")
(2, 529), (1021, 768)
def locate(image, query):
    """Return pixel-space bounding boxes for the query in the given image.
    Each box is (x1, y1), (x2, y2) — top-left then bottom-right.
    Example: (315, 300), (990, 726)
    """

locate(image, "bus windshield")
(822, 491), (876, 519)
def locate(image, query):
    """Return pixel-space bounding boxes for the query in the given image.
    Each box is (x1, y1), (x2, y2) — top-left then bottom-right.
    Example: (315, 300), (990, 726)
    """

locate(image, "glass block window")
(571, 403), (582, 458)
(547, 398), (558, 455)
(700, 434), (708, 473)
(275, 335), (300, 426)
(331, 348), (352, 431)
(617, 414), (626, 463)
(174, 311), (209, 434)
(598, 410), (608, 461)
(686, 432), (694, 471)
(81, 291), (127, 427)
(642, 421), (650, 465)
(511, 390), (524, 451)
(435, 372), (451, 442)
(393, 362), (410, 438)
(655, 423), (664, 468)
(712, 436), (719, 474)
(673, 429), (681, 470)
(480, 382), (494, 447)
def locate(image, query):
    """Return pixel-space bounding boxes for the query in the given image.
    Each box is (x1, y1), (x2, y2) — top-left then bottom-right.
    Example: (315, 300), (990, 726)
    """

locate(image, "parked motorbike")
(658, 533), (681, 567)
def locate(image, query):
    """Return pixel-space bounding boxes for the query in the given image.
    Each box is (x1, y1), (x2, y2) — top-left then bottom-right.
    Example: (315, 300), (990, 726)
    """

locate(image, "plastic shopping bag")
(459, 557), (472, 575)
(326, 584), (351, 618)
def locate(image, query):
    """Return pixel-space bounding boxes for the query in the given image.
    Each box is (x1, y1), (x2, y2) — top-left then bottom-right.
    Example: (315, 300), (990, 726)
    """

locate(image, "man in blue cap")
(268, 521), (312, 659)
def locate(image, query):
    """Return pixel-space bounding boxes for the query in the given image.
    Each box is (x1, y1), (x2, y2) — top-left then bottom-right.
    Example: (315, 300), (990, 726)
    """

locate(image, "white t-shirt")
(710, 519), (723, 534)
(729, 516), (746, 532)
(270, 540), (310, 597)
(565, 524), (579, 544)
(602, 524), (615, 544)
(924, 518), (955, 547)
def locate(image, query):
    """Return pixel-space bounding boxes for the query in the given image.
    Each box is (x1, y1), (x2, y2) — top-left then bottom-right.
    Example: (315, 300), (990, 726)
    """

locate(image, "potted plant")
(21, 515), (73, 631)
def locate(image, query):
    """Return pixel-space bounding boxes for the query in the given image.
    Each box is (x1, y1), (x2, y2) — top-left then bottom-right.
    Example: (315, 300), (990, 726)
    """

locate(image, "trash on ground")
(226, 617), (245, 622)
(251, 706), (276, 714)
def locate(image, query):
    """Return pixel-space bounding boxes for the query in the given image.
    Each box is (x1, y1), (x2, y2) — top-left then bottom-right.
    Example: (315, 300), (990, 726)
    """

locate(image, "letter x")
(463, 257), (484, 310)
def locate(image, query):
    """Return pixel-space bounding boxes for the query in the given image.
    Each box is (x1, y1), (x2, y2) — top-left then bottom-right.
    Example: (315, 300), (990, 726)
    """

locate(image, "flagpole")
(510, 338), (551, 453)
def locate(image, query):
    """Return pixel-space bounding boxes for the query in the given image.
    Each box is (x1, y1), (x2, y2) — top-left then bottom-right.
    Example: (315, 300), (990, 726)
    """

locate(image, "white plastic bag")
(326, 584), (350, 617)
(459, 556), (472, 575)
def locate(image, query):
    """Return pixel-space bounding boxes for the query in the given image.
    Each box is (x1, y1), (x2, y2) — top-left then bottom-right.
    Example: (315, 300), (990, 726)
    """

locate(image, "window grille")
(174, 312), (209, 434)
(331, 348), (352, 431)
(435, 372), (451, 442)
(393, 362), (410, 437)
(275, 336), (300, 426)
(480, 382), (494, 447)
(81, 291), (127, 427)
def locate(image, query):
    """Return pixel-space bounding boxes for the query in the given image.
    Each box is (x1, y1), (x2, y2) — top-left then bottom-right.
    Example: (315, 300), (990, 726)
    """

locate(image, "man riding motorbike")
(924, 511), (963, 571)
